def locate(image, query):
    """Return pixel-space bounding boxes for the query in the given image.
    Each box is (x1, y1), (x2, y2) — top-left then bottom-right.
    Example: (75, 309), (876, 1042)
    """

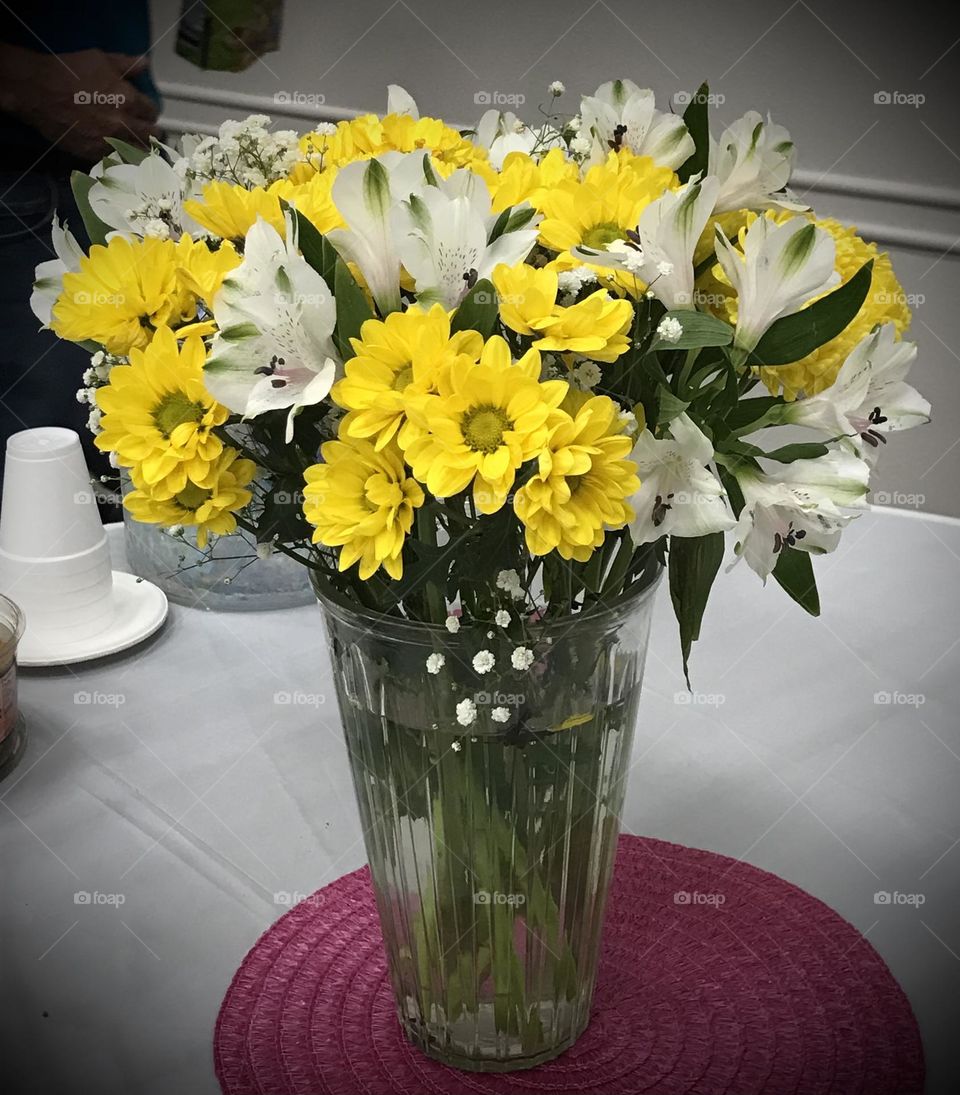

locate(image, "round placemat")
(214, 835), (924, 1094)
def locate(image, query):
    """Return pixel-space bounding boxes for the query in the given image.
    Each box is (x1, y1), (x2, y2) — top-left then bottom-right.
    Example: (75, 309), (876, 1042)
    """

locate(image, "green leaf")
(656, 387), (690, 426)
(762, 441), (831, 463)
(750, 260), (874, 366)
(104, 137), (149, 165)
(677, 82), (710, 184)
(333, 258), (374, 361)
(772, 546), (820, 616)
(289, 207), (337, 291)
(652, 310), (734, 350)
(669, 532), (725, 686)
(451, 278), (498, 338)
(70, 170), (111, 247)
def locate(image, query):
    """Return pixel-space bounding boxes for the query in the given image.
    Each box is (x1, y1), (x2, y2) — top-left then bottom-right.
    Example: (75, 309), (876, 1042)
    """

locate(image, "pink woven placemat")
(214, 835), (924, 1094)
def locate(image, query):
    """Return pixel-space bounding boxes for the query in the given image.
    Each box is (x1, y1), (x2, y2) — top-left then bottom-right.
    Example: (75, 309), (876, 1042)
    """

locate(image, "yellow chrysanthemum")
(489, 148), (579, 213)
(299, 113), (487, 175)
(303, 436), (424, 581)
(404, 336), (567, 515)
(184, 180), (286, 240)
(273, 170), (345, 235)
(95, 327), (227, 493)
(514, 393), (639, 561)
(124, 447), (256, 549)
(175, 236), (241, 311)
(492, 262), (633, 362)
(332, 304), (482, 451)
(52, 236), (199, 355)
(537, 150), (677, 294)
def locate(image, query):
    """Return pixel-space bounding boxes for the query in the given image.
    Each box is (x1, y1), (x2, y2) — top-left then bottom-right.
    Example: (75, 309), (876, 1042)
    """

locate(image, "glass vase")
(318, 571), (660, 1072)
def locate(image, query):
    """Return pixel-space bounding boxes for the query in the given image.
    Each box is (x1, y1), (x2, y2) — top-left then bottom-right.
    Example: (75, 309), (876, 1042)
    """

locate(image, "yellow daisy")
(95, 327), (228, 493)
(175, 236), (241, 311)
(332, 304), (482, 451)
(303, 436), (424, 581)
(52, 236), (198, 355)
(492, 262), (633, 362)
(273, 170), (345, 235)
(489, 148), (579, 213)
(124, 447), (256, 549)
(537, 150), (677, 295)
(404, 336), (567, 515)
(514, 393), (639, 561)
(184, 180), (286, 241)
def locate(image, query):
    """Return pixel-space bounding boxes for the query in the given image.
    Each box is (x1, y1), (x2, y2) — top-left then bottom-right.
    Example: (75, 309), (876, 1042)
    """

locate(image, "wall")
(151, 0), (960, 516)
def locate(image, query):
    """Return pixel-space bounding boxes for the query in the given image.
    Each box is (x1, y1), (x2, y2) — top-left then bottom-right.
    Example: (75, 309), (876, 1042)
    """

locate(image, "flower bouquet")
(36, 79), (929, 1070)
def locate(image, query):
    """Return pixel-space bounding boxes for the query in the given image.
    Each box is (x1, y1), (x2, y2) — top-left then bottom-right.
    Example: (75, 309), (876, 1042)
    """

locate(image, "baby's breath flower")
(656, 260), (675, 277)
(496, 570), (524, 600)
(445, 615), (461, 633)
(494, 609), (511, 627)
(426, 652), (446, 674)
(657, 316), (684, 343)
(511, 646), (535, 671)
(549, 80), (566, 96)
(451, 740), (462, 752)
(456, 698), (477, 726)
(473, 650), (495, 674)
(492, 707), (510, 723)
(570, 135), (591, 156)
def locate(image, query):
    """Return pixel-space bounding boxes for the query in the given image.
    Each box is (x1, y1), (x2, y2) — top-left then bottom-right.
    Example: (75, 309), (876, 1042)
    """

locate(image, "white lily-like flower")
(204, 213), (338, 441)
(628, 414), (736, 545)
(386, 84), (419, 117)
(709, 112), (806, 215)
(783, 324), (930, 459)
(733, 450), (870, 580)
(88, 150), (195, 240)
(31, 216), (84, 327)
(580, 79), (694, 170)
(714, 215), (839, 353)
(392, 171), (540, 308)
(473, 109), (563, 169)
(327, 152), (428, 315)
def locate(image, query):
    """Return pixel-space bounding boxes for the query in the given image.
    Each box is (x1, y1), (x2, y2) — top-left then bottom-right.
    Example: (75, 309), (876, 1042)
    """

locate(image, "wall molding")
(158, 80), (960, 257)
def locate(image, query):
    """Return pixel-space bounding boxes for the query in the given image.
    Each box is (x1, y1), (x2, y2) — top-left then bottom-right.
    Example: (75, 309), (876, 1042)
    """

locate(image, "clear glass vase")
(318, 571), (661, 1072)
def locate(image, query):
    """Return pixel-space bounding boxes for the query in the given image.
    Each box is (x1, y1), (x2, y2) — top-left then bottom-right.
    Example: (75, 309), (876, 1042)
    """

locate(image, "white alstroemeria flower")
(629, 414), (736, 545)
(714, 216), (839, 354)
(473, 109), (563, 169)
(392, 175), (540, 308)
(733, 451), (870, 579)
(387, 84), (419, 117)
(204, 214), (338, 441)
(327, 153), (428, 314)
(88, 150), (194, 240)
(31, 216), (84, 326)
(580, 79), (694, 170)
(709, 111), (806, 215)
(784, 324), (930, 459)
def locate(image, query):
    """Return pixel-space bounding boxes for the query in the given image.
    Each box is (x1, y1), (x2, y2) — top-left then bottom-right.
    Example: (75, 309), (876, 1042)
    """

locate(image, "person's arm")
(0, 43), (159, 163)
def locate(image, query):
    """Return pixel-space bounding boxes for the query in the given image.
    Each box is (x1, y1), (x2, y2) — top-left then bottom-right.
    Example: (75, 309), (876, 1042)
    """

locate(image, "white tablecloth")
(3, 509), (958, 1095)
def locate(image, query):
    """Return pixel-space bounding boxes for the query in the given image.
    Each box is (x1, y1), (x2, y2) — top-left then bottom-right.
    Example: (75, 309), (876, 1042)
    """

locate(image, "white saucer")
(17, 570), (169, 668)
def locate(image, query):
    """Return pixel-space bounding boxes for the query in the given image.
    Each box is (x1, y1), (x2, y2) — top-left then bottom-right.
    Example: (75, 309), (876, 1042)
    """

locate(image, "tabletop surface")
(2, 508), (958, 1095)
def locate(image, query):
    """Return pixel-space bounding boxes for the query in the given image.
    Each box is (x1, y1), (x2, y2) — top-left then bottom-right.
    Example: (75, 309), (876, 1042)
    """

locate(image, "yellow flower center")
(175, 481), (211, 511)
(581, 222), (624, 249)
(462, 405), (511, 454)
(153, 391), (205, 439)
(391, 364), (414, 391)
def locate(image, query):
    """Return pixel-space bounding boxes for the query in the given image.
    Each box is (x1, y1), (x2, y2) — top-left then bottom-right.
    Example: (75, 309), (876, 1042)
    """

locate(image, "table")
(2, 509), (958, 1095)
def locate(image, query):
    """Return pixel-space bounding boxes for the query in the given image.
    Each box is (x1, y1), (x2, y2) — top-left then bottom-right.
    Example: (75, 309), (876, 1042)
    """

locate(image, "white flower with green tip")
(710, 112), (806, 214)
(31, 216), (83, 327)
(714, 216), (839, 354)
(628, 413), (736, 546)
(580, 79), (694, 170)
(88, 150), (195, 240)
(204, 213), (338, 442)
(783, 324), (929, 459)
(733, 451), (871, 580)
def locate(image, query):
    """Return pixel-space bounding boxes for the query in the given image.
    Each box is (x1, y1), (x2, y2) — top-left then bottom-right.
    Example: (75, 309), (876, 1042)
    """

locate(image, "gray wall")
(151, 0), (960, 516)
